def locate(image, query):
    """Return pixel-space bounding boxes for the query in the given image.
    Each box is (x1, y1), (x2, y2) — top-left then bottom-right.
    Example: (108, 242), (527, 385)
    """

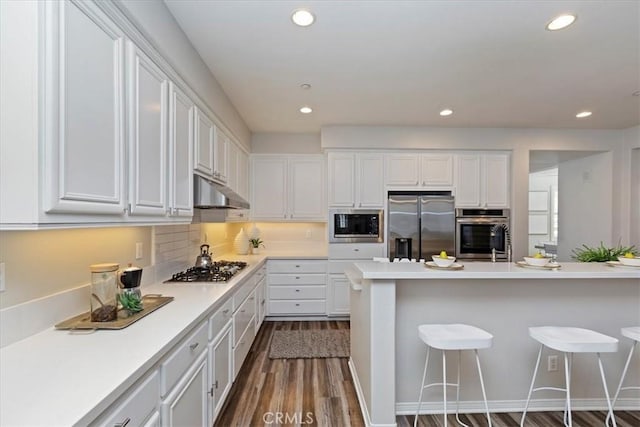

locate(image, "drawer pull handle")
(295, 265), (300, 268)
(214, 380), (219, 389)
(208, 386), (214, 397)
(261, 300), (265, 305)
(295, 289), (300, 292)
(222, 309), (230, 314)
(240, 309), (246, 313)
(189, 342), (199, 351)
(354, 248), (360, 251)
(295, 303), (300, 306)
(249, 297), (255, 301)
(295, 276), (300, 279)
(114, 418), (131, 427)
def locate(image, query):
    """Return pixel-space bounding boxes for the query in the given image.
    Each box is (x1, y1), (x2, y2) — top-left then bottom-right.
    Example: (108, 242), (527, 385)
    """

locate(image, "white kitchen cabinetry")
(328, 152), (384, 208)
(208, 323), (232, 425)
(126, 41), (169, 217)
(385, 154), (420, 186)
(213, 126), (229, 184)
(194, 107), (215, 177)
(43, 0), (127, 216)
(455, 153), (510, 208)
(327, 243), (386, 316)
(267, 260), (327, 316)
(421, 154), (454, 186)
(168, 83), (194, 218)
(254, 265), (267, 330)
(95, 371), (160, 427)
(385, 153), (454, 188)
(161, 352), (208, 427)
(251, 155), (326, 221)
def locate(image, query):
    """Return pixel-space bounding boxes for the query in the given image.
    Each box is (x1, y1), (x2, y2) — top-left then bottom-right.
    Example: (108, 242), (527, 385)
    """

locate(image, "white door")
(251, 156), (287, 219)
(194, 107), (214, 177)
(328, 275), (350, 315)
(161, 353), (208, 427)
(455, 154), (481, 207)
(127, 41), (168, 216)
(357, 153), (384, 208)
(421, 154), (454, 186)
(328, 152), (356, 207)
(213, 126), (228, 183)
(385, 154), (420, 186)
(209, 326), (232, 423)
(483, 154), (510, 207)
(44, 0), (126, 214)
(289, 156), (325, 220)
(168, 82), (194, 218)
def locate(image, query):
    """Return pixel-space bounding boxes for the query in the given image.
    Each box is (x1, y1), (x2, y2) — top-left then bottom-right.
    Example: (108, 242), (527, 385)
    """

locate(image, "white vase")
(234, 228), (249, 255)
(251, 247), (261, 255)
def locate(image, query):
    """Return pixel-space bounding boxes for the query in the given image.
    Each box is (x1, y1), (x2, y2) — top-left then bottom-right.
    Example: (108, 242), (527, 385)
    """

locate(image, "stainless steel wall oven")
(455, 208), (510, 261)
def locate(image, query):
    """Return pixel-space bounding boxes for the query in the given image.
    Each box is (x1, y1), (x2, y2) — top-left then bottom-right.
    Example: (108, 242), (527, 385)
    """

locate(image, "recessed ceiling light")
(300, 83), (312, 90)
(576, 111), (592, 118)
(299, 106), (313, 114)
(633, 91), (640, 97)
(439, 109), (453, 116)
(546, 14), (577, 31)
(291, 9), (315, 27)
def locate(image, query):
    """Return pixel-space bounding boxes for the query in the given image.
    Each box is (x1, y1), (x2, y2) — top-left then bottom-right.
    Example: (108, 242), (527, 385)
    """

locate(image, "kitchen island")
(344, 261), (640, 427)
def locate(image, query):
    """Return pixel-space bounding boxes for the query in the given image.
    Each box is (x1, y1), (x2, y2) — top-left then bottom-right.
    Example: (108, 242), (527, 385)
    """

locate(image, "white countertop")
(347, 260), (640, 280)
(0, 255), (273, 426)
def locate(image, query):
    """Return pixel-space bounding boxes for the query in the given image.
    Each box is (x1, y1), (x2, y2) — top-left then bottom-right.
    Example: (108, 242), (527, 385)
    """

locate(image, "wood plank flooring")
(215, 321), (640, 426)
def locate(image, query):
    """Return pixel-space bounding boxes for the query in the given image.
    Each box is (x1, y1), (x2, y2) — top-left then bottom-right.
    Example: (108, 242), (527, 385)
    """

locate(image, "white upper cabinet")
(213, 126), (228, 184)
(455, 153), (510, 208)
(126, 41), (169, 216)
(226, 141), (239, 194)
(420, 154), (454, 186)
(328, 152), (384, 208)
(251, 155), (325, 221)
(236, 149), (249, 200)
(43, 0), (126, 215)
(385, 154), (420, 186)
(168, 82), (194, 217)
(194, 108), (214, 177)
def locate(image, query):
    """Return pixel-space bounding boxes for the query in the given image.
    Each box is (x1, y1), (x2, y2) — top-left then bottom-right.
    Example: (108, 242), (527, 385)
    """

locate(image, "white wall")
(321, 126), (634, 260)
(528, 169), (557, 255)
(251, 133), (322, 154)
(115, 0), (251, 149)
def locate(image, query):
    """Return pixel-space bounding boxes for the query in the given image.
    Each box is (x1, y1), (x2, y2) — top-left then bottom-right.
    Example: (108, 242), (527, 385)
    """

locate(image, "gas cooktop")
(165, 260), (248, 283)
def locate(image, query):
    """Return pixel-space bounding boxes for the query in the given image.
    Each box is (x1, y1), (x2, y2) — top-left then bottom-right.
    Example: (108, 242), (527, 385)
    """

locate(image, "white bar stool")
(606, 326), (640, 427)
(414, 324), (493, 427)
(520, 326), (619, 427)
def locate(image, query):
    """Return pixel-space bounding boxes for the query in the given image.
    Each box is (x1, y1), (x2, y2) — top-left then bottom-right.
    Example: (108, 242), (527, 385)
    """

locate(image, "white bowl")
(523, 256), (550, 267)
(618, 256), (640, 267)
(431, 255), (456, 267)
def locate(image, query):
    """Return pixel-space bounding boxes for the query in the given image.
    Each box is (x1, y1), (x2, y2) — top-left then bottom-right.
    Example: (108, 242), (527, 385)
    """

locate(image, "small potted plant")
(249, 238), (265, 254)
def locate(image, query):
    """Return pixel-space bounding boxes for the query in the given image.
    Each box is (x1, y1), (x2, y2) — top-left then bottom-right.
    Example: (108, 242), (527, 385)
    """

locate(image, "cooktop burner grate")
(166, 260), (248, 283)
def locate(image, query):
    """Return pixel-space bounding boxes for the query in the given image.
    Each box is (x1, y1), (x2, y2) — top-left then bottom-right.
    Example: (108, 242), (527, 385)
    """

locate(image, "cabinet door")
(327, 275), (350, 316)
(127, 42), (169, 216)
(455, 154), (481, 207)
(161, 352), (208, 427)
(256, 278), (266, 330)
(194, 107), (214, 177)
(289, 156), (325, 220)
(483, 154), (510, 207)
(328, 152), (356, 207)
(226, 141), (239, 194)
(251, 156), (287, 220)
(421, 154), (454, 186)
(213, 126), (228, 183)
(357, 153), (384, 208)
(237, 149), (249, 200)
(385, 154), (420, 186)
(209, 325), (232, 424)
(44, 0), (126, 214)
(168, 82), (194, 217)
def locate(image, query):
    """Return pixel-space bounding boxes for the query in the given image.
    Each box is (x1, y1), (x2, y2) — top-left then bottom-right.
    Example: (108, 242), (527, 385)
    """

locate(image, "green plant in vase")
(249, 238), (265, 254)
(572, 242), (637, 262)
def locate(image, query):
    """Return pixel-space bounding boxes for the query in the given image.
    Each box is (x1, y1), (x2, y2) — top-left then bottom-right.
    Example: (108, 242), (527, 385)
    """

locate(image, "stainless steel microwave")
(329, 209), (383, 243)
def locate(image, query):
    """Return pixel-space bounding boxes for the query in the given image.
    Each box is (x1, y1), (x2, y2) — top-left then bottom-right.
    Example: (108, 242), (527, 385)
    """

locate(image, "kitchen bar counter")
(345, 261), (640, 426)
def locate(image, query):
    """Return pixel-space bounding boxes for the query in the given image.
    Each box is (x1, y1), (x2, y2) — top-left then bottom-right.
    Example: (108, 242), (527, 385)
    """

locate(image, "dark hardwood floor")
(215, 320), (640, 426)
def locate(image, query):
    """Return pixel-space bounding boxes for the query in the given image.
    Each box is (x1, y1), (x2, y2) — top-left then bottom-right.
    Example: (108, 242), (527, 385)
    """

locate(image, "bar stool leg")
(414, 346), (431, 427)
(597, 352), (617, 427)
(563, 352), (572, 427)
(520, 344), (544, 427)
(606, 341), (637, 427)
(474, 349), (492, 427)
(443, 350), (448, 427)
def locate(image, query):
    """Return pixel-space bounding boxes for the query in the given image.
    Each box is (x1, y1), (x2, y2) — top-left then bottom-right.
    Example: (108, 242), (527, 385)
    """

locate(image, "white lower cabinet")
(96, 371), (160, 427)
(267, 260), (327, 316)
(142, 411), (161, 427)
(161, 352), (208, 427)
(256, 275), (267, 330)
(327, 275), (350, 316)
(208, 323), (232, 424)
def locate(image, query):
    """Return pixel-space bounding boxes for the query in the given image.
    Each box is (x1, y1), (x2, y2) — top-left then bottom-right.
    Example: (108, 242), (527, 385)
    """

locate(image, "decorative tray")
(605, 261), (640, 269)
(55, 294), (174, 331)
(424, 261), (464, 270)
(515, 261), (561, 270)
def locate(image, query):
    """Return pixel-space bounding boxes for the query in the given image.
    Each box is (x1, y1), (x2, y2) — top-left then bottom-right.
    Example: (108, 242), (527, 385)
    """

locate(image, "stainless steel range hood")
(193, 175), (250, 209)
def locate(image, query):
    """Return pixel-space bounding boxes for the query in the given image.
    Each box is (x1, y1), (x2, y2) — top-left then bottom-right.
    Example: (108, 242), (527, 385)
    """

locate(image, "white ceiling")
(164, 0), (640, 133)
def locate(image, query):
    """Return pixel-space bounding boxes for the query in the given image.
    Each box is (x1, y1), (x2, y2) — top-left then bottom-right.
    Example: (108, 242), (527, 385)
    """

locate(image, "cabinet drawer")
(209, 298), (233, 341)
(269, 285), (325, 300)
(253, 264), (267, 282)
(233, 277), (256, 310)
(233, 318), (256, 377)
(329, 243), (386, 259)
(268, 260), (327, 274)
(269, 273), (326, 286)
(233, 289), (256, 346)
(269, 300), (326, 315)
(160, 322), (208, 396)
(97, 371), (159, 427)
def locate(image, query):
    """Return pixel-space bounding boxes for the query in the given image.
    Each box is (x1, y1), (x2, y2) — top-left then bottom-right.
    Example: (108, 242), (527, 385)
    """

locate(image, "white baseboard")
(349, 358), (399, 427)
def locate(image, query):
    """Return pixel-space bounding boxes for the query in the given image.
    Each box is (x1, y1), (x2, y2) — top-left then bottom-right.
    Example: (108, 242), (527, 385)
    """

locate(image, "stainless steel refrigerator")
(388, 191), (455, 260)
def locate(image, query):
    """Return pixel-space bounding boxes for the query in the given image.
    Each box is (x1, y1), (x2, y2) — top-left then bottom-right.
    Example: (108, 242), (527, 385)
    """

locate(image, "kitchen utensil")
(195, 244), (213, 268)
(118, 265), (143, 288)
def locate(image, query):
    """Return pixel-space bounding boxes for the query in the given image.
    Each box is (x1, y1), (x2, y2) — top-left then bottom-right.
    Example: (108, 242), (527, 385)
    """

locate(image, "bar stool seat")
(521, 326), (619, 427)
(415, 324), (493, 427)
(607, 326), (640, 427)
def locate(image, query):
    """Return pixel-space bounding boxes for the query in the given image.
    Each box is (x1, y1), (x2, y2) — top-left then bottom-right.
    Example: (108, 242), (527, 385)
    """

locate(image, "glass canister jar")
(90, 263), (119, 322)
